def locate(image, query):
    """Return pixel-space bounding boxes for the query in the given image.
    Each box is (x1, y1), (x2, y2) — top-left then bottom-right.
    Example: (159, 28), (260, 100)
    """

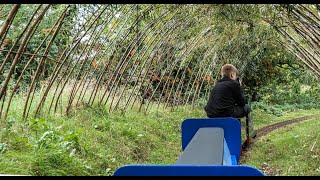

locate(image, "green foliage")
(0, 143), (7, 153)
(252, 102), (284, 116)
(29, 118), (83, 155)
(255, 63), (320, 109)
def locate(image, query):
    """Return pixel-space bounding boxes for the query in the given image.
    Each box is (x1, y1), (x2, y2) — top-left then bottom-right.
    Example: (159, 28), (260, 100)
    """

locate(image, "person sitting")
(204, 64), (250, 119)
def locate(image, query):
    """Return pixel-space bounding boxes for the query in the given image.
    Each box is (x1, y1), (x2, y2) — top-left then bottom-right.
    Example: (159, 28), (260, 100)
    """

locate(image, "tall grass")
(1, 84), (319, 175)
(0, 87), (207, 175)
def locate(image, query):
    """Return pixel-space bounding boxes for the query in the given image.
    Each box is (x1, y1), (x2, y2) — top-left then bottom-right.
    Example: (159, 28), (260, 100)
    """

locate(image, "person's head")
(221, 64), (238, 81)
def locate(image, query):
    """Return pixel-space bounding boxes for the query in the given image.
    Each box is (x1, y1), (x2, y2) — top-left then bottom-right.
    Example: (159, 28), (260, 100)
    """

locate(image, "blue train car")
(113, 117), (264, 176)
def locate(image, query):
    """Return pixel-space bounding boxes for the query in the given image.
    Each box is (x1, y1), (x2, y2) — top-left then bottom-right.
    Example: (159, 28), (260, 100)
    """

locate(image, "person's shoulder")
(230, 80), (241, 87)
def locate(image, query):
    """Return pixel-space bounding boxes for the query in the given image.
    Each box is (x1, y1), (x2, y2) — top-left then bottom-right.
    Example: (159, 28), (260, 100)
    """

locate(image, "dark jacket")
(204, 77), (246, 117)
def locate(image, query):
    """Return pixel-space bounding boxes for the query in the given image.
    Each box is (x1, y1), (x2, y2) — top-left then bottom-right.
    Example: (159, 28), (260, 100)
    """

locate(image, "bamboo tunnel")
(0, 4), (320, 120)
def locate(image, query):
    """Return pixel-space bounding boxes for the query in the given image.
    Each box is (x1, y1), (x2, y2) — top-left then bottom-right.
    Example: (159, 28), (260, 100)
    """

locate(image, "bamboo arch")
(0, 4), (319, 120)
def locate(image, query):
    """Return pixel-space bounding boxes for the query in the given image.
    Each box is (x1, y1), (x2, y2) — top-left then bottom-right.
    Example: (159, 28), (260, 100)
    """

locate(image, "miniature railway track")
(255, 114), (317, 140)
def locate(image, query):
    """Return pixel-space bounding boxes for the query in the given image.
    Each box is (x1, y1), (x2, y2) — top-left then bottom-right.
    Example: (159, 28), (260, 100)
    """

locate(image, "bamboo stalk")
(183, 58), (205, 107)
(53, 6), (108, 113)
(4, 6), (68, 119)
(78, 5), (138, 106)
(0, 4), (48, 101)
(135, 26), (178, 113)
(164, 30), (204, 109)
(153, 21), (197, 110)
(35, 5), (100, 115)
(24, 7), (69, 119)
(0, 4), (40, 78)
(0, 49), (59, 63)
(277, 26), (320, 76)
(196, 59), (216, 107)
(113, 8), (177, 112)
(101, 6), (172, 108)
(91, 5), (153, 106)
(112, 27), (160, 111)
(144, 34), (179, 112)
(107, 22), (158, 112)
(43, 5), (106, 114)
(67, 5), (128, 111)
(126, 24), (181, 109)
(86, 4), (140, 107)
(0, 4), (20, 41)
(62, 9), (111, 114)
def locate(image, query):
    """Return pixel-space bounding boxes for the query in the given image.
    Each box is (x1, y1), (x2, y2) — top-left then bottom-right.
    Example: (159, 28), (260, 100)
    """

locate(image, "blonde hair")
(221, 64), (238, 77)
